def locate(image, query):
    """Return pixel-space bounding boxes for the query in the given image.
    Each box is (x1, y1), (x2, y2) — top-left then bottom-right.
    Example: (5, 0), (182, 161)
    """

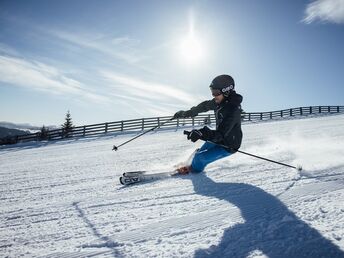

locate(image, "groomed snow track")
(1, 114), (344, 257)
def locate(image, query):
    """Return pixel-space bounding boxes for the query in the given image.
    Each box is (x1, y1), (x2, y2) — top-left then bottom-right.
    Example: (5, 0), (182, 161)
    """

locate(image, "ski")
(120, 175), (142, 185)
(119, 171), (179, 186)
(123, 171), (146, 177)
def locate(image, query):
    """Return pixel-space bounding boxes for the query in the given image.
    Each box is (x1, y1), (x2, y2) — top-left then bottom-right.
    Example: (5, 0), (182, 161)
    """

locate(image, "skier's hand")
(173, 110), (192, 119)
(187, 129), (203, 142)
(198, 126), (213, 141)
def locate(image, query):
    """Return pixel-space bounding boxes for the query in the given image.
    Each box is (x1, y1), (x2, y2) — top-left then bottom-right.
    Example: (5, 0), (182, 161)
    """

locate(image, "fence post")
(142, 118), (145, 131)
(121, 121), (124, 131)
(157, 117), (160, 128)
(192, 117), (195, 127)
(290, 109), (293, 116)
(319, 106), (321, 113)
(105, 123), (108, 133)
(310, 106), (312, 114)
(328, 106), (330, 113)
(83, 126), (86, 136)
(177, 118), (179, 128)
(338, 106), (340, 113)
(270, 112), (272, 119)
(300, 107), (303, 116)
(260, 113), (263, 120)
(281, 110), (283, 117)
(248, 113), (251, 121)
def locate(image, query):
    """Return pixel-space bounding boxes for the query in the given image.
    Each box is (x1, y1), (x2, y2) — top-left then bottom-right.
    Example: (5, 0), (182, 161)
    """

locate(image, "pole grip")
(183, 130), (190, 136)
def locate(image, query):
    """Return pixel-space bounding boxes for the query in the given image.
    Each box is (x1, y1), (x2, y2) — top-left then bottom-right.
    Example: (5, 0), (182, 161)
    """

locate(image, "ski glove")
(187, 129), (203, 142)
(198, 126), (213, 141)
(173, 110), (193, 119)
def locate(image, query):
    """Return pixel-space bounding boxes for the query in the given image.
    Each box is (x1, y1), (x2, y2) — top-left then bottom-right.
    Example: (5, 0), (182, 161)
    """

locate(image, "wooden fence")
(243, 105), (344, 121)
(1, 105), (343, 145)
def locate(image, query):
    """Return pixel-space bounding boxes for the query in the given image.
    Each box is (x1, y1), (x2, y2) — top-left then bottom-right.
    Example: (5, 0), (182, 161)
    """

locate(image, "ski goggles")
(211, 88), (222, 97)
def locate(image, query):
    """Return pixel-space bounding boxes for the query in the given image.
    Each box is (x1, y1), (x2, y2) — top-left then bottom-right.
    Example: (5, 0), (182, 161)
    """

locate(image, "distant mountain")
(0, 122), (58, 139)
(0, 126), (30, 138)
(0, 121), (41, 131)
(0, 121), (57, 134)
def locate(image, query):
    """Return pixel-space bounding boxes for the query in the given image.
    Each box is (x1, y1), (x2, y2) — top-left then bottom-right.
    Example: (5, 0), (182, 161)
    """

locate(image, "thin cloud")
(303, 0), (344, 24)
(0, 43), (21, 57)
(46, 29), (161, 74)
(110, 92), (179, 117)
(1, 15), (163, 76)
(111, 36), (141, 46)
(0, 55), (109, 103)
(100, 71), (201, 105)
(112, 92), (175, 117)
(49, 29), (145, 64)
(2, 14), (147, 65)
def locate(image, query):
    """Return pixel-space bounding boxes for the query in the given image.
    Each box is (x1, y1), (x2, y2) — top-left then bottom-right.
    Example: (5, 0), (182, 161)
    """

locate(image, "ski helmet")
(209, 74), (235, 97)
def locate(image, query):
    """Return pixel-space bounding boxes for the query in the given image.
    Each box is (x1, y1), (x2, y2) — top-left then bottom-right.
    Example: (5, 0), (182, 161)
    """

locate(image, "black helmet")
(209, 74), (235, 97)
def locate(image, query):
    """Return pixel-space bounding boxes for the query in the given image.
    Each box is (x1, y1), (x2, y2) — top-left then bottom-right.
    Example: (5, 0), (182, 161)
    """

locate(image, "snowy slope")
(1, 114), (344, 257)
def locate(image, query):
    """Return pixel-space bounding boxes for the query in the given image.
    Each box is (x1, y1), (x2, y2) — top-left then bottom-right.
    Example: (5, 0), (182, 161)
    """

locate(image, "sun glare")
(178, 11), (206, 65)
(179, 34), (205, 65)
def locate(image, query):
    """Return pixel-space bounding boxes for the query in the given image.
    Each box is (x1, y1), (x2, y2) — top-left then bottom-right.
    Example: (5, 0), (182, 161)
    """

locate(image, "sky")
(0, 0), (344, 126)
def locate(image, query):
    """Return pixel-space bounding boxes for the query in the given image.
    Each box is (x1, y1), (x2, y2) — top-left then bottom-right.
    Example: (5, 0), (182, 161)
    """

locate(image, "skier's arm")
(187, 99), (216, 117)
(200, 108), (240, 144)
(174, 99), (216, 119)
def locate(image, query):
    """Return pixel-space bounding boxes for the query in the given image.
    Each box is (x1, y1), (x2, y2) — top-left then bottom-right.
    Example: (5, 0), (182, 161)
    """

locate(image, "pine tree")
(40, 125), (49, 140)
(61, 110), (74, 138)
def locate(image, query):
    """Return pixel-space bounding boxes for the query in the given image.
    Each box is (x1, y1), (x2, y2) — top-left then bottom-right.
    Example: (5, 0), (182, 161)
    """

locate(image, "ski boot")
(176, 165), (192, 175)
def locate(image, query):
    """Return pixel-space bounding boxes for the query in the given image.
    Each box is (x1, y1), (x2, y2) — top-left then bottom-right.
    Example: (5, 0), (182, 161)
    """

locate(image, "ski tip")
(119, 176), (125, 185)
(119, 175), (141, 186)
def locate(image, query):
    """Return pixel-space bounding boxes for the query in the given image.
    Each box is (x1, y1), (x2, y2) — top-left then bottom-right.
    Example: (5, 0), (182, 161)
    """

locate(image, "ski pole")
(113, 117), (174, 151)
(235, 149), (302, 171)
(183, 130), (302, 171)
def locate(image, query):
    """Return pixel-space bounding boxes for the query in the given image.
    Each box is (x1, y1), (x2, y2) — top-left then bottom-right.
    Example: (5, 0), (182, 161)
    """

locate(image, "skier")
(173, 74), (243, 174)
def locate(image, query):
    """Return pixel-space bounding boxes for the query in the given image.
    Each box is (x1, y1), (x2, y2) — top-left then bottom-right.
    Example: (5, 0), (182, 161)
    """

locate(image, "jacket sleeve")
(204, 108), (240, 145)
(186, 99), (216, 117)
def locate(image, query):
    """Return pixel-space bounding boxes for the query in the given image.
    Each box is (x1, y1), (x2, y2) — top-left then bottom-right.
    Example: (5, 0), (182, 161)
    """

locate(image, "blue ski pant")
(191, 141), (232, 173)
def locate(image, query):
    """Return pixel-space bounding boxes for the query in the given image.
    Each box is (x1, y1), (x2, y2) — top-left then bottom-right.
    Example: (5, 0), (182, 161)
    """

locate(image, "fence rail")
(1, 105), (343, 145)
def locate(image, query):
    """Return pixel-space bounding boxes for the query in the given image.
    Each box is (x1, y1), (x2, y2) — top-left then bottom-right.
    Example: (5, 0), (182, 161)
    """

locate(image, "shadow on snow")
(72, 202), (123, 257)
(186, 172), (344, 258)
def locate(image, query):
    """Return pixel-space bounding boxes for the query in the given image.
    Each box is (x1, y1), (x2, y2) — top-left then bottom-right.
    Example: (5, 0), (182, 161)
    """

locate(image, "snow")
(1, 114), (344, 257)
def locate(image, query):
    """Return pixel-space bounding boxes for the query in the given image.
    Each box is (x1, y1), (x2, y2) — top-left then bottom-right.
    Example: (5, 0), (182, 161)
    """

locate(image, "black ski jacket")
(186, 91), (243, 152)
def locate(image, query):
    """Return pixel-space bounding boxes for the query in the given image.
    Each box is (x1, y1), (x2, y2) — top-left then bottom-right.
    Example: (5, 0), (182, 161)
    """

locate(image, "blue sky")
(0, 0), (343, 126)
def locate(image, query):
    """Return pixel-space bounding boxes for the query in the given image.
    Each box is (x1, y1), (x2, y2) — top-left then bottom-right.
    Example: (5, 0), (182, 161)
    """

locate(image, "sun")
(179, 34), (205, 65)
(178, 11), (206, 65)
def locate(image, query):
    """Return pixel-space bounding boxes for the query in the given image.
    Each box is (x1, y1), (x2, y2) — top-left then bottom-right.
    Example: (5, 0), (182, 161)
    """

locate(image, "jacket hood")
(226, 91), (243, 106)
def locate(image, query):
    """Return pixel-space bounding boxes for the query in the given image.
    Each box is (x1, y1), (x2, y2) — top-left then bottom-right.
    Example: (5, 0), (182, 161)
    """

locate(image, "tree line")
(39, 110), (74, 140)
